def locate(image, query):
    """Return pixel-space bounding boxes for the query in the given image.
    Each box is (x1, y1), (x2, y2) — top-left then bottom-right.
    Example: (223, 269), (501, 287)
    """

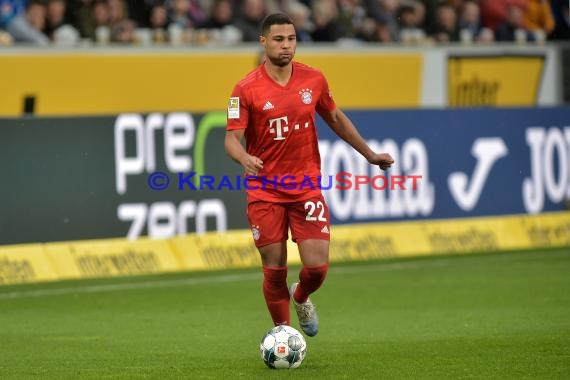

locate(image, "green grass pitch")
(0, 248), (569, 379)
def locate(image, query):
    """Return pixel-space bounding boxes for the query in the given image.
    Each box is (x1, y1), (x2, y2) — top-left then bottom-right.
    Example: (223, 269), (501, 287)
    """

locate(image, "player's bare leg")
(290, 239), (329, 336)
(298, 239), (329, 266)
(259, 241), (290, 326)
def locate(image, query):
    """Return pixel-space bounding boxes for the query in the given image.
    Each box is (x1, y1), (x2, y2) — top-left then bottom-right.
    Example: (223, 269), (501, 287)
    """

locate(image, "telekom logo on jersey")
(268, 116), (309, 140)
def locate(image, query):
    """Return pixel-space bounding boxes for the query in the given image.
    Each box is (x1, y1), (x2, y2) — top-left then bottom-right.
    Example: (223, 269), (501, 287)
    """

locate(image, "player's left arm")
(320, 108), (394, 171)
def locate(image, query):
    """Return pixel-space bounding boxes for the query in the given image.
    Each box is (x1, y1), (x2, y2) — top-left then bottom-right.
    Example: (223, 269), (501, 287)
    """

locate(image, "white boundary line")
(0, 250), (567, 300)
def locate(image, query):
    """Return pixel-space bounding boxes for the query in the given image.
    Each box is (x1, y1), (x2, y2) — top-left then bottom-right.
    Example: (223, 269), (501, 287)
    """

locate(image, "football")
(259, 325), (307, 369)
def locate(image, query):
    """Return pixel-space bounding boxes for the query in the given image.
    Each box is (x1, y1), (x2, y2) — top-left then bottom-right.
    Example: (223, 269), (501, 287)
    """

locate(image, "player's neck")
(264, 61), (293, 87)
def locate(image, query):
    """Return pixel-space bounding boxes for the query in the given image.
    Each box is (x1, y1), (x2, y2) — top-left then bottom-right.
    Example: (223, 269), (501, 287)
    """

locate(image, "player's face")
(261, 24), (296, 67)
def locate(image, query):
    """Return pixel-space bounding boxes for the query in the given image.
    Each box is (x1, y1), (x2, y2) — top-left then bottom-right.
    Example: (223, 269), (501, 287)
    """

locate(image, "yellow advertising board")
(0, 53), (256, 116)
(43, 238), (181, 280)
(0, 51), (422, 116)
(0, 211), (568, 285)
(448, 55), (544, 106)
(0, 244), (57, 284)
(0, 47), (557, 116)
(297, 52), (422, 109)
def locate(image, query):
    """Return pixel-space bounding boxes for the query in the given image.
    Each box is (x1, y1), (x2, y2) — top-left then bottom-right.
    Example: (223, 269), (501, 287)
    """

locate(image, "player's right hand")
(241, 154), (264, 176)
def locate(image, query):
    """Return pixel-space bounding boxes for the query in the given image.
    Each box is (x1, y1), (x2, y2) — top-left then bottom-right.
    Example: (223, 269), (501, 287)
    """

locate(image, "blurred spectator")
(0, 29), (13, 44)
(187, 0), (207, 26)
(150, 6), (168, 42)
(91, 0), (109, 25)
(371, 0), (401, 42)
(411, 0), (426, 29)
(421, 0), (441, 34)
(45, 0), (72, 39)
(233, 0), (266, 41)
(480, 0), (528, 32)
(200, 0), (242, 44)
(72, 0), (95, 38)
(159, 0), (205, 29)
(458, 0), (481, 35)
(398, 1), (415, 26)
(398, 0), (426, 43)
(443, 1), (464, 21)
(168, 0), (194, 28)
(0, 0), (564, 45)
(446, 0), (466, 8)
(53, 24), (81, 44)
(496, 4), (530, 41)
(111, 17), (135, 42)
(149, 3), (167, 30)
(457, 0), (494, 42)
(201, 0), (233, 29)
(102, 0), (137, 43)
(108, 0), (129, 25)
(26, 0), (46, 33)
(310, 0), (344, 42)
(286, 0), (313, 42)
(123, 0), (152, 28)
(74, 0), (110, 40)
(524, 0), (555, 37)
(550, 0), (570, 39)
(0, 0), (49, 44)
(477, 25), (495, 42)
(432, 3), (458, 42)
(148, 2), (167, 42)
(336, 0), (368, 41)
(196, 0), (212, 18)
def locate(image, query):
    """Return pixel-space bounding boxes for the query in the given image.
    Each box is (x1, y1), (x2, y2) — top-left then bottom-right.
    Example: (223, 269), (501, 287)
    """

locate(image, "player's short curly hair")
(261, 13), (294, 36)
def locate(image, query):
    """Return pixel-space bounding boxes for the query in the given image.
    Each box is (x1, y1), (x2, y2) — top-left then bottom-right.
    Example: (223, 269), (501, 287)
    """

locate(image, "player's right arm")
(224, 129), (264, 176)
(314, 71), (393, 171)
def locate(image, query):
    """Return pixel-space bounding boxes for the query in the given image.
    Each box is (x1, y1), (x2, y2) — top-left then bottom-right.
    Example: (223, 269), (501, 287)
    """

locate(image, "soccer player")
(224, 13), (394, 337)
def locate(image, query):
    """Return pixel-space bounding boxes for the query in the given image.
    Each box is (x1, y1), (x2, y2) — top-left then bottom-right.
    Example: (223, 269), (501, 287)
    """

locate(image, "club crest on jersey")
(299, 89), (313, 105)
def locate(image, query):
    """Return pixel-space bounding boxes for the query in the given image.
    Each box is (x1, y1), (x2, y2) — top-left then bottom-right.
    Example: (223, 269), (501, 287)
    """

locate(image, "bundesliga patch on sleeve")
(228, 97), (240, 119)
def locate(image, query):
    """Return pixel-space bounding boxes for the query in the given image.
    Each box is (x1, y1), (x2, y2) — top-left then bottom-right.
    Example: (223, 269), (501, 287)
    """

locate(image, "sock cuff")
(263, 265), (288, 271)
(263, 266), (288, 279)
(302, 264), (329, 272)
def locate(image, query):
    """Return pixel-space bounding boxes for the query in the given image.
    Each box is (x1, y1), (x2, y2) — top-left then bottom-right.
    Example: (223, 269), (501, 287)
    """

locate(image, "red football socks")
(293, 264), (329, 304)
(262, 266), (290, 326)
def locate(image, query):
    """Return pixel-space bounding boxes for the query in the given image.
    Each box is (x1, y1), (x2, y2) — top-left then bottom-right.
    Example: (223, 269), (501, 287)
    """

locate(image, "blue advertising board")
(0, 107), (568, 244)
(316, 107), (570, 224)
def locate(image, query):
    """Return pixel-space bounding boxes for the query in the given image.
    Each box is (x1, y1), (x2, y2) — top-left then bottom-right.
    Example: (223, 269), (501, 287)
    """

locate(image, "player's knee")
(303, 264), (329, 284)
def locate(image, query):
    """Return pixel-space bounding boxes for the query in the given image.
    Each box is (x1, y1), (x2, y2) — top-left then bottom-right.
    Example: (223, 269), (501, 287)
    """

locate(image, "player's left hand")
(368, 153), (394, 171)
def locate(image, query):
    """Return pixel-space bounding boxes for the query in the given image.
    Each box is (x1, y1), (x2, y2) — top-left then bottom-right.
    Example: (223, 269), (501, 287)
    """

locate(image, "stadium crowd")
(0, 0), (568, 46)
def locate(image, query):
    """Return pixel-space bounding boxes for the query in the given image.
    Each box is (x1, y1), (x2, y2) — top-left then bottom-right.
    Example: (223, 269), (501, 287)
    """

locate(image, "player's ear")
(259, 35), (266, 46)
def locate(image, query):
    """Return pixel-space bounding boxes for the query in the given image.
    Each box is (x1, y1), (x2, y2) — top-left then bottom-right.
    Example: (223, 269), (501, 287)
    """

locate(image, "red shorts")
(246, 195), (331, 248)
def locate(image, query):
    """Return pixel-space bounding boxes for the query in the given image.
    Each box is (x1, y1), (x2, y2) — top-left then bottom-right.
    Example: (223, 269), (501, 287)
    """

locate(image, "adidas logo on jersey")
(321, 226), (329, 234)
(262, 101), (274, 110)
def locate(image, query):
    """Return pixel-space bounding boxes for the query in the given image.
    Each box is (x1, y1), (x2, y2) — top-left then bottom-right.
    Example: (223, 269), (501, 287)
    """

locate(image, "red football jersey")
(227, 61), (336, 203)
